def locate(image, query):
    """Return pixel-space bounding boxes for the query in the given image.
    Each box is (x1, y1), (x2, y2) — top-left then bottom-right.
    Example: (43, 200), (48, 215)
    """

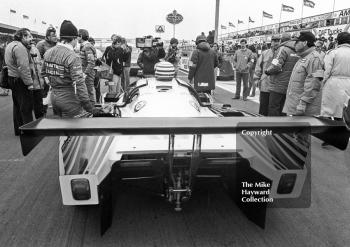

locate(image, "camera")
(136, 37), (162, 49)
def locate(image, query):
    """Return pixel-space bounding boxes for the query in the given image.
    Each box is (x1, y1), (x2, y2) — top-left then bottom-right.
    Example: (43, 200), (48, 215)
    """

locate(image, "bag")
(0, 66), (10, 89)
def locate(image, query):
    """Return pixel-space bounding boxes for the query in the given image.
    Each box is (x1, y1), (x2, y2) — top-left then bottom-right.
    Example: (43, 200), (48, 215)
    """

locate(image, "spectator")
(0, 43), (9, 96)
(283, 31), (324, 116)
(315, 40), (326, 61)
(265, 33), (299, 116)
(212, 43), (223, 82)
(188, 34), (218, 94)
(121, 37), (132, 91)
(107, 36), (128, 94)
(29, 42), (45, 118)
(78, 29), (96, 104)
(5, 28), (34, 135)
(165, 38), (180, 76)
(88, 37), (101, 103)
(321, 32), (350, 119)
(232, 39), (253, 100)
(42, 20), (97, 118)
(102, 34), (117, 64)
(36, 27), (58, 58)
(248, 45), (258, 97)
(254, 35), (281, 116)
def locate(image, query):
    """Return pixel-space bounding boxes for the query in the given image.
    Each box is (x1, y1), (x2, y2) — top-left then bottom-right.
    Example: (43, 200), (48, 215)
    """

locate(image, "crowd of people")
(0, 19), (350, 144)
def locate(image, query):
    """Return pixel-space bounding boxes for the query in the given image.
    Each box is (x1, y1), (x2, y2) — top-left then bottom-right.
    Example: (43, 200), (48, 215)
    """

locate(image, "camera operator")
(137, 36), (166, 77)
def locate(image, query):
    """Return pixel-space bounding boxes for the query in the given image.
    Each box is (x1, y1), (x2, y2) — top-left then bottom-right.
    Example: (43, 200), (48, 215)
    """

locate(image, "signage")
(166, 10), (183, 25)
(155, 25), (165, 33)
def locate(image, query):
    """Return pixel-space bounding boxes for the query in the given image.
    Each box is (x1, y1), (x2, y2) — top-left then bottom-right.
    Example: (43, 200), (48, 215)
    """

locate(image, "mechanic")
(265, 33), (299, 116)
(283, 31), (324, 116)
(36, 27), (58, 115)
(188, 34), (218, 94)
(42, 20), (99, 118)
(78, 29), (96, 105)
(121, 37), (132, 91)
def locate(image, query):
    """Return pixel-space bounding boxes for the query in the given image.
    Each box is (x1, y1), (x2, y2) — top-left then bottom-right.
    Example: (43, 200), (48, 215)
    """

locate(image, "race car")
(20, 76), (349, 235)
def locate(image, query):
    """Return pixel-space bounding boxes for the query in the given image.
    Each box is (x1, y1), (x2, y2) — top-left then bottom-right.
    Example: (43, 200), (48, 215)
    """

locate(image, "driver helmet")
(154, 61), (175, 81)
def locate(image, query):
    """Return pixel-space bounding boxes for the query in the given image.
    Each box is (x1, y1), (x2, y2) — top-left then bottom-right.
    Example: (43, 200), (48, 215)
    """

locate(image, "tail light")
(277, 173), (297, 194)
(71, 178), (91, 200)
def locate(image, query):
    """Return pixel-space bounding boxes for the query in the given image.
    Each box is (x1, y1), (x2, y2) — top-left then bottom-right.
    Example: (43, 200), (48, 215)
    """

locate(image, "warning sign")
(155, 25), (165, 33)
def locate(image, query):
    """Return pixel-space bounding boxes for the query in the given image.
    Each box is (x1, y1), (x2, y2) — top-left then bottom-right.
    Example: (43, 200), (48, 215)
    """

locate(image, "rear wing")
(19, 116), (349, 156)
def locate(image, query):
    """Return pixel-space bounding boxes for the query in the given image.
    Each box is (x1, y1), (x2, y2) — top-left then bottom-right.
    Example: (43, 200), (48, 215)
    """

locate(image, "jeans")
(259, 91), (270, 116)
(85, 70), (96, 105)
(248, 69), (256, 96)
(32, 89), (44, 119)
(235, 72), (249, 98)
(268, 91), (286, 116)
(8, 77), (34, 135)
(123, 67), (130, 91)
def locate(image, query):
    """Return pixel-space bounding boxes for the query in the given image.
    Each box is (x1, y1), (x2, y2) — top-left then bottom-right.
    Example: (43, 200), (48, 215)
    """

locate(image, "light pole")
(214, 0), (220, 43)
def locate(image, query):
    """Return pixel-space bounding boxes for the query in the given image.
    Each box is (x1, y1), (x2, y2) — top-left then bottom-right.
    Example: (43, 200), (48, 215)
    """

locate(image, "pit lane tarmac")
(0, 78), (350, 246)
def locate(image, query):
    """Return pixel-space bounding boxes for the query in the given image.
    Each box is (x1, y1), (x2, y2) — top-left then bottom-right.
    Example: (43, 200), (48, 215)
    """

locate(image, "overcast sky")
(0, 0), (348, 40)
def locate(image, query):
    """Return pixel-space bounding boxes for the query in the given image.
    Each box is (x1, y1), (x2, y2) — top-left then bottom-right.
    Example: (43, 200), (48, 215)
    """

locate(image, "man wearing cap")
(42, 20), (99, 118)
(283, 31), (324, 116)
(265, 33), (299, 116)
(253, 35), (281, 115)
(78, 29), (97, 105)
(188, 34), (218, 94)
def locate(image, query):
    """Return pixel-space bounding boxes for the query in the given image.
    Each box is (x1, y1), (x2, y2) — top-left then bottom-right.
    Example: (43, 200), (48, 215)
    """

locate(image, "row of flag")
(220, 0), (316, 29)
(9, 9), (58, 29)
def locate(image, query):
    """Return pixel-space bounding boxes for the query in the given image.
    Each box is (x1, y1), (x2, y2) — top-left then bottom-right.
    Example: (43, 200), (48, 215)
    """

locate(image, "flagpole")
(301, 0), (304, 29)
(278, 5), (282, 33)
(332, 0), (336, 13)
(261, 13), (264, 28)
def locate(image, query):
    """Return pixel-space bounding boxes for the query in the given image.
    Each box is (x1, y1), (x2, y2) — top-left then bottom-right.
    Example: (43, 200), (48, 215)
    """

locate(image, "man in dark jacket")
(265, 33), (299, 116)
(188, 34), (218, 94)
(137, 47), (159, 76)
(5, 28), (35, 135)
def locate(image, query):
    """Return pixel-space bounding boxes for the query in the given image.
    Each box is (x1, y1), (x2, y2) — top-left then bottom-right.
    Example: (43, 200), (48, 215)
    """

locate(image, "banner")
(238, 19), (244, 24)
(282, 4), (295, 12)
(249, 17), (255, 23)
(229, 22), (235, 27)
(22, 15), (29, 19)
(263, 11), (273, 19)
(221, 25), (227, 29)
(10, 9), (16, 14)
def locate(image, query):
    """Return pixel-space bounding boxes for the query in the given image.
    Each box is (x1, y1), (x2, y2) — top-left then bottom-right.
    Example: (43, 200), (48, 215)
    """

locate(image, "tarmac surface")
(0, 72), (350, 247)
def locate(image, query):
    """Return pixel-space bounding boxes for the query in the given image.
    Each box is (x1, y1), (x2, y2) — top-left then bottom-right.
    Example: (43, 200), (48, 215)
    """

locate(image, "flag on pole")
(22, 15), (29, 19)
(42, 21), (46, 25)
(282, 4), (295, 12)
(221, 25), (227, 29)
(229, 22), (235, 27)
(263, 11), (273, 19)
(10, 9), (16, 14)
(303, 0), (315, 8)
(238, 19), (244, 24)
(249, 17), (255, 23)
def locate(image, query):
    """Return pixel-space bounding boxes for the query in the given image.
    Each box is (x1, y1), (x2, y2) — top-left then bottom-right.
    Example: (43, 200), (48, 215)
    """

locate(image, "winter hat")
(78, 29), (89, 40)
(195, 34), (207, 45)
(155, 62), (175, 81)
(337, 32), (350, 45)
(170, 38), (178, 44)
(60, 20), (78, 38)
(46, 26), (56, 37)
